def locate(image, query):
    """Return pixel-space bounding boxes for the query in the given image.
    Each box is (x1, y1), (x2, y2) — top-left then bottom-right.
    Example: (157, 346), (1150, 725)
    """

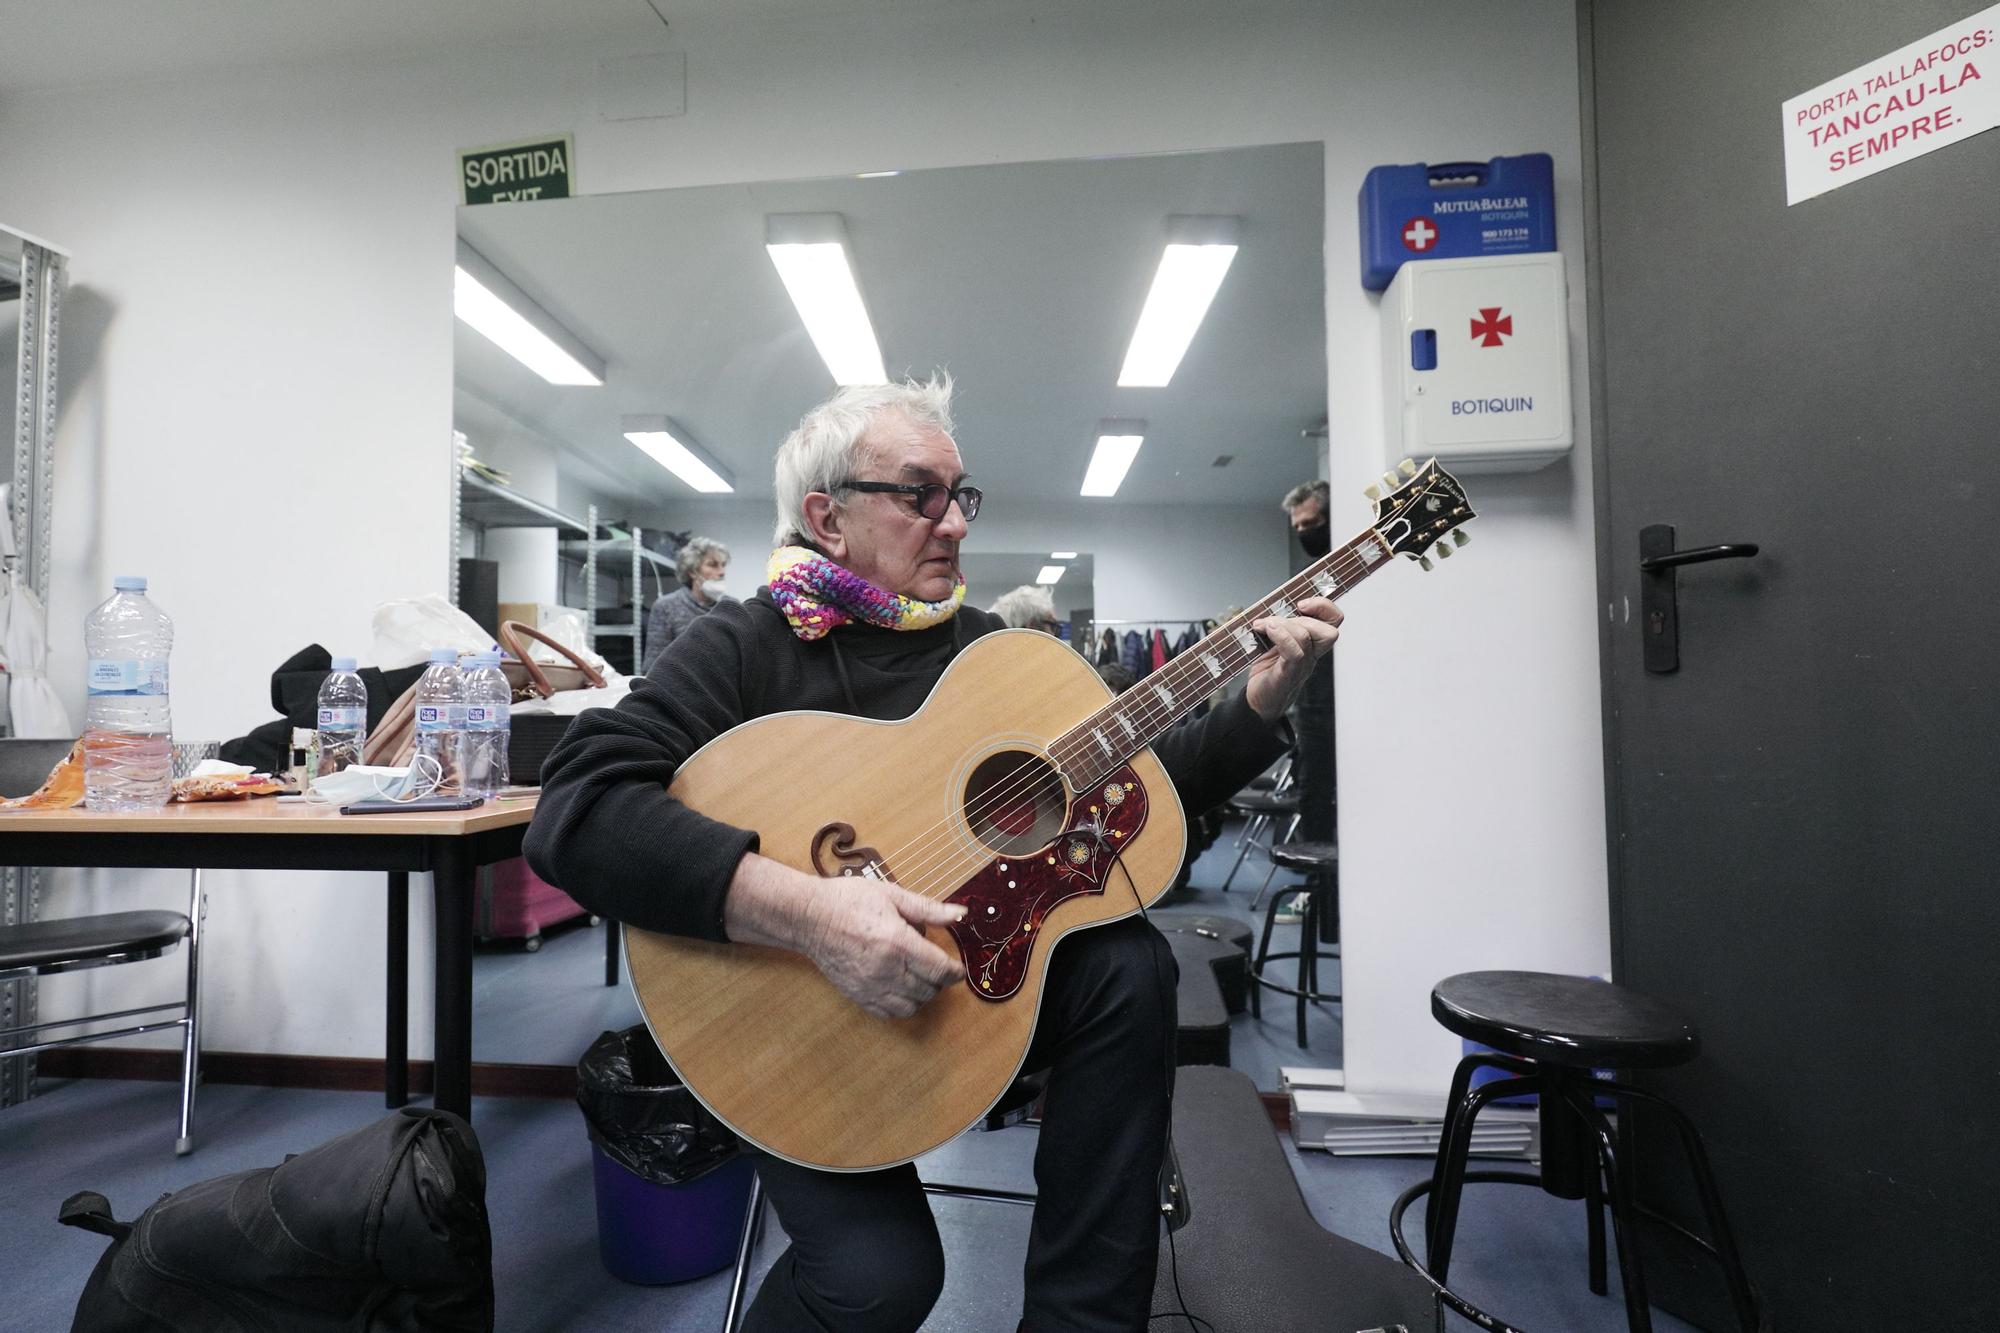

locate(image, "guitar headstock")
(1367, 458), (1476, 570)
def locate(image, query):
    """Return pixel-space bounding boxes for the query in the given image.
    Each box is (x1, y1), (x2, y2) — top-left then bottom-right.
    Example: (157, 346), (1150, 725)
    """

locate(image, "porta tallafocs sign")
(1782, 6), (1996, 204)
(460, 135), (574, 205)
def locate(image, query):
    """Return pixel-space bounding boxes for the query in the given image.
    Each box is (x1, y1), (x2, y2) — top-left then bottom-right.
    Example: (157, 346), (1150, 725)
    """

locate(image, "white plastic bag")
(371, 596), (495, 670)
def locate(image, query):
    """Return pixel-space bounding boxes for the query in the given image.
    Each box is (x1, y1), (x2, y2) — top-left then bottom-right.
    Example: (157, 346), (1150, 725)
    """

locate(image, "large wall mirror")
(450, 142), (1330, 1092)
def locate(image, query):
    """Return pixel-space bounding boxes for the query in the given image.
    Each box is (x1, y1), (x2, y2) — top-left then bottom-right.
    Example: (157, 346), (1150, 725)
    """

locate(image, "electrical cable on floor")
(1104, 845), (1214, 1333)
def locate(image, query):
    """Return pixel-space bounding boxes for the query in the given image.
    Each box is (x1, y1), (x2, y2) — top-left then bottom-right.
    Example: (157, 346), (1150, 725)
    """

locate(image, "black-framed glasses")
(835, 479), (983, 521)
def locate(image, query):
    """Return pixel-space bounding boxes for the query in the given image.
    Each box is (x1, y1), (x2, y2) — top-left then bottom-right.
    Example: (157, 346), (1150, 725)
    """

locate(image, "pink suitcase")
(475, 856), (590, 949)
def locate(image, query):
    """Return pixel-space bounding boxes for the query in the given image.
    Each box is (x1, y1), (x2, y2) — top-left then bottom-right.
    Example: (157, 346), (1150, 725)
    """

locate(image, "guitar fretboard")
(1051, 529), (1393, 793)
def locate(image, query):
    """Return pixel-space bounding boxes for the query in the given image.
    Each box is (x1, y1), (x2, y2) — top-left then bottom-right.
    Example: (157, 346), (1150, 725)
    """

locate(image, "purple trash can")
(590, 1142), (755, 1285)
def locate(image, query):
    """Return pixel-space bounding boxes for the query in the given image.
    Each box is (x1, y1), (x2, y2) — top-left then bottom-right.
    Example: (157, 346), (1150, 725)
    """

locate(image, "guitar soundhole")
(963, 750), (1068, 857)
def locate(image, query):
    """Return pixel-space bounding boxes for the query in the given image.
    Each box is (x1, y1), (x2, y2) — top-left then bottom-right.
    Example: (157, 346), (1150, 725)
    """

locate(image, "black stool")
(1219, 790), (1299, 891)
(1389, 971), (1762, 1333)
(1248, 842), (1339, 1049)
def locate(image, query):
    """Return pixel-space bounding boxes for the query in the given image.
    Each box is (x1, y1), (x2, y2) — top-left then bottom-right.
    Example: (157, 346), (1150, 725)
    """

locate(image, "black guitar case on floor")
(58, 1107), (493, 1332)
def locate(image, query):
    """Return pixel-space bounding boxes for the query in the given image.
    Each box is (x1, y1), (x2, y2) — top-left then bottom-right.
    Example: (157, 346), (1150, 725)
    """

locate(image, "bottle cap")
(428, 647), (459, 665)
(330, 657), (357, 672)
(113, 575), (147, 592)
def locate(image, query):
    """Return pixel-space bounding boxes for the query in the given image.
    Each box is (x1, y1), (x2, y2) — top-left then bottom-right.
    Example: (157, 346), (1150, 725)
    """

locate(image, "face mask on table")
(305, 755), (443, 804)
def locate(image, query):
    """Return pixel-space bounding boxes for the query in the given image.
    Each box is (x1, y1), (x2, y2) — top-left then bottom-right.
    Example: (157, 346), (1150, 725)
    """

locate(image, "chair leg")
(722, 1170), (766, 1333)
(1294, 891), (1313, 1048)
(1428, 1070), (1540, 1283)
(605, 917), (620, 987)
(1565, 1085), (1652, 1333)
(1586, 1148), (1608, 1295)
(1220, 812), (1268, 892)
(1604, 1082), (1761, 1332)
(1248, 861), (1282, 913)
(1250, 888), (1296, 1020)
(175, 870), (205, 1156)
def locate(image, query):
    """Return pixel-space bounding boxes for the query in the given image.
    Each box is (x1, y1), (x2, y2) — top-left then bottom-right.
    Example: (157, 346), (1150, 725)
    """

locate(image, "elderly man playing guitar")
(527, 375), (1341, 1333)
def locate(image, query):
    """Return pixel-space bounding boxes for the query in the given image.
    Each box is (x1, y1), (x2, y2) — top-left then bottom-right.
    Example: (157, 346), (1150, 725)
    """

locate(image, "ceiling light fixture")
(1035, 565), (1066, 586)
(1116, 216), (1241, 388)
(1050, 551), (1079, 560)
(1081, 419), (1146, 498)
(765, 213), (888, 386)
(622, 415), (735, 493)
(453, 240), (605, 386)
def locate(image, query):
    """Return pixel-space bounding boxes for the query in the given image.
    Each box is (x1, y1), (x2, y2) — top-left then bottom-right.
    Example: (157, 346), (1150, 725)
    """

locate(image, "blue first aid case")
(1358, 153), (1556, 291)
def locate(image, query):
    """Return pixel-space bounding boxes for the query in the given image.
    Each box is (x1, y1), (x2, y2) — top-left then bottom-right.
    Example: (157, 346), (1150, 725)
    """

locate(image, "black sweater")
(524, 589), (1289, 942)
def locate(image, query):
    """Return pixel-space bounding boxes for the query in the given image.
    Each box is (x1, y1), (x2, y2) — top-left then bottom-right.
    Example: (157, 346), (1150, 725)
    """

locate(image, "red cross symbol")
(1401, 217), (1438, 252)
(1470, 307), (1513, 347)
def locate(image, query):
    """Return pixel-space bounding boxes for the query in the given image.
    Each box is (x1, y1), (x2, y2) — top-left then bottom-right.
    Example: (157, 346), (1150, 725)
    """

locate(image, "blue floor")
(2, 821), (1702, 1331)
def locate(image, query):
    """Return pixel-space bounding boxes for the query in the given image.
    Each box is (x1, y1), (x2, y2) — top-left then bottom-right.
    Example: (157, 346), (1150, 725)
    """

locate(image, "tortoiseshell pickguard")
(941, 765), (1150, 1002)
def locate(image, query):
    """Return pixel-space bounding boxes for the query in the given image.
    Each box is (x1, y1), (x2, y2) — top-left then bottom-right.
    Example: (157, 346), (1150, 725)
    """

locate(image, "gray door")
(1584, 1), (2000, 1326)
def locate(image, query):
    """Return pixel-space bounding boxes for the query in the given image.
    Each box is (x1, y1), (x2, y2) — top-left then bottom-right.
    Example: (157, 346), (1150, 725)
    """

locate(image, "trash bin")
(576, 1025), (753, 1285)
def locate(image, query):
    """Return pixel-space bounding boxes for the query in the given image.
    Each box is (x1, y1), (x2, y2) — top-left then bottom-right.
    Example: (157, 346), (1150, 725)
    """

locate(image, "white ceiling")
(453, 141), (1328, 513)
(0, 0), (1005, 94)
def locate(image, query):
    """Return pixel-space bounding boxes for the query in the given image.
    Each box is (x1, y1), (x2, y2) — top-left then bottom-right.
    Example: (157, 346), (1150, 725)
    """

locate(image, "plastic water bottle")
(83, 575), (174, 811)
(459, 651), (511, 799)
(314, 657), (369, 783)
(412, 647), (466, 793)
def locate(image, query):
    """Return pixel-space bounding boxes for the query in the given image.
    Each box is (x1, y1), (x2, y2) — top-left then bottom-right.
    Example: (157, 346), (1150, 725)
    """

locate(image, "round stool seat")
(1229, 790), (1299, 816)
(1431, 970), (1699, 1070)
(1268, 841), (1337, 873)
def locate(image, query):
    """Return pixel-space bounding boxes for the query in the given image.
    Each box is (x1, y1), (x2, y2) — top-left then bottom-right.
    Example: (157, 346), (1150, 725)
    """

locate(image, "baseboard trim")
(37, 1048), (572, 1100)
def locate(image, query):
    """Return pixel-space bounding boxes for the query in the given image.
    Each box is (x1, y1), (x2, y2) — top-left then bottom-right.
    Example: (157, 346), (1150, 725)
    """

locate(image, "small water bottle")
(412, 647), (465, 793)
(459, 651), (511, 799)
(84, 575), (175, 811)
(314, 657), (369, 784)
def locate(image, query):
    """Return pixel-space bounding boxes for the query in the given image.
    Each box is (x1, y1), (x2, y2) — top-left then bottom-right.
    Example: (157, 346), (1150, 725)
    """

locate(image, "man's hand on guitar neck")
(1244, 594), (1344, 724)
(723, 853), (969, 1019)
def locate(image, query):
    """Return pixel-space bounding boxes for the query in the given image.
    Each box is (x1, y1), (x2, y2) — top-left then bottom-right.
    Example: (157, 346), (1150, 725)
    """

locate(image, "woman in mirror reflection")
(641, 536), (731, 673)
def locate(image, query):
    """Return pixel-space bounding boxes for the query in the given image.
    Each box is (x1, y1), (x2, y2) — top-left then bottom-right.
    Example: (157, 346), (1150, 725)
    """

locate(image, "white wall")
(0, 0), (1604, 1087)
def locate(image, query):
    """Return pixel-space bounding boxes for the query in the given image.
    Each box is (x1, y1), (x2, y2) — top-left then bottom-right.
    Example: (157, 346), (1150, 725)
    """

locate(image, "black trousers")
(1290, 658), (1335, 844)
(742, 914), (1179, 1333)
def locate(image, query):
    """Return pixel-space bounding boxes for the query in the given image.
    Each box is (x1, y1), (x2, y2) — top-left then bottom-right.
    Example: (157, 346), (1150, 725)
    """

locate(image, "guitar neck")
(1053, 528), (1394, 792)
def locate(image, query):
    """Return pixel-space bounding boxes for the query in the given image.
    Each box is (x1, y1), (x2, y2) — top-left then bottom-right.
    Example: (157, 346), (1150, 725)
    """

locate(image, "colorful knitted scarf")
(766, 545), (965, 641)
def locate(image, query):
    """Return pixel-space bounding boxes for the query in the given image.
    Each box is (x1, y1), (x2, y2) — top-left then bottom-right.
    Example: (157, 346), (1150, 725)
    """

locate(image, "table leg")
(431, 842), (474, 1120)
(385, 871), (409, 1108)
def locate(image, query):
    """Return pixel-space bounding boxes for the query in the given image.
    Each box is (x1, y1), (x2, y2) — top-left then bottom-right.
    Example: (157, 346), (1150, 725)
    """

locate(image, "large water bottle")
(412, 647), (465, 793)
(459, 651), (511, 800)
(83, 575), (175, 811)
(314, 657), (369, 783)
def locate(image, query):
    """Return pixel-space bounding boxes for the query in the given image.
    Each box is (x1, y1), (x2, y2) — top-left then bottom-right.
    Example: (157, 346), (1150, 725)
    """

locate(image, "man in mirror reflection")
(990, 583), (1061, 635)
(640, 535), (732, 674)
(529, 376), (1342, 1332)
(1280, 481), (1337, 849)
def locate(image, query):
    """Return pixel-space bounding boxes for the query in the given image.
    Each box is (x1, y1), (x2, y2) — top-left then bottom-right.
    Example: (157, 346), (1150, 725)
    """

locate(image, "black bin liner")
(576, 1025), (740, 1185)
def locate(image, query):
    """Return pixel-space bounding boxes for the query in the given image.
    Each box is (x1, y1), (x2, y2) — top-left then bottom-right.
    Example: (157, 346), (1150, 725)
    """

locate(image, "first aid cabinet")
(1380, 252), (1572, 473)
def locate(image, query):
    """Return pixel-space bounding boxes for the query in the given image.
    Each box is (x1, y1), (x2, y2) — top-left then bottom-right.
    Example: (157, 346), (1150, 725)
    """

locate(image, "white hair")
(674, 535), (729, 588)
(990, 585), (1058, 629)
(772, 373), (956, 546)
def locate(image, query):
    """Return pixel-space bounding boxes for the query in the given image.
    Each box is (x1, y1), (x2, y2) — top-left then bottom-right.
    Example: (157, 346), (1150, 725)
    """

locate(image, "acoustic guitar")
(625, 459), (1475, 1170)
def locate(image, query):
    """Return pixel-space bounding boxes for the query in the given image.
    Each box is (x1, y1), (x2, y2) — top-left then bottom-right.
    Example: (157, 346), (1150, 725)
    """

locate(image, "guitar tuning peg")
(1418, 555), (1434, 572)
(1380, 471), (1400, 492)
(1452, 529), (1470, 547)
(1363, 484), (1382, 502)
(1434, 540), (1454, 559)
(1398, 459), (1417, 477)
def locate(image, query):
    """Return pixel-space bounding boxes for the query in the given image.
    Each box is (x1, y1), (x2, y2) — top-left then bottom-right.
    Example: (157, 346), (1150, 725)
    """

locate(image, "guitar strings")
(855, 543), (1382, 901)
(871, 543), (1381, 898)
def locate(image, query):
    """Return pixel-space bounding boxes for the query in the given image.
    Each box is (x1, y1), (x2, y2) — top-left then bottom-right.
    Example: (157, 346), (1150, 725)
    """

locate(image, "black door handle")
(1638, 542), (1759, 572)
(1639, 525), (1758, 674)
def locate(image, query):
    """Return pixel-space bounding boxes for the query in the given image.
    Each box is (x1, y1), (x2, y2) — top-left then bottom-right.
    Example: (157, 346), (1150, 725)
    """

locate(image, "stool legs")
(1565, 1082), (1653, 1332)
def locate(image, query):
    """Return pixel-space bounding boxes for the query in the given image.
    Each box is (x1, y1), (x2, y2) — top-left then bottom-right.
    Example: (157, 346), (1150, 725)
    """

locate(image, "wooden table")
(0, 795), (538, 1120)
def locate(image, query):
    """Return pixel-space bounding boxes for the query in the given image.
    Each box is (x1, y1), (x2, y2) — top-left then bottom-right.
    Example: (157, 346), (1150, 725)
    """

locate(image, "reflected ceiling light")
(1116, 216), (1241, 388)
(1050, 551), (1078, 560)
(453, 240), (604, 386)
(1035, 565), (1066, 586)
(765, 213), (887, 386)
(622, 415), (735, 493)
(1081, 419), (1146, 498)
